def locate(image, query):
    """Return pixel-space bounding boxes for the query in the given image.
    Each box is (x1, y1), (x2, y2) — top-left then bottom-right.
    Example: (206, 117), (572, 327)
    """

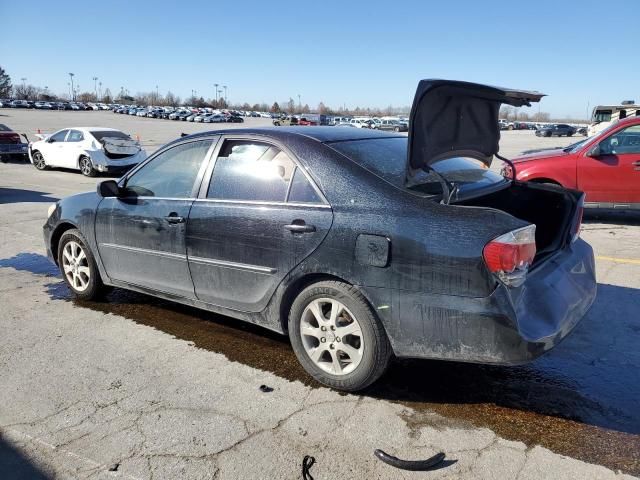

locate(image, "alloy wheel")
(62, 240), (90, 292)
(300, 298), (364, 375)
(33, 152), (46, 170)
(80, 157), (92, 176)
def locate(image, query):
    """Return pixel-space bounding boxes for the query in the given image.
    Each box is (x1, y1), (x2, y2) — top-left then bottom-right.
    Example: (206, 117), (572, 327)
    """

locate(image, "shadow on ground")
(0, 187), (58, 205)
(583, 210), (640, 226)
(0, 435), (51, 480)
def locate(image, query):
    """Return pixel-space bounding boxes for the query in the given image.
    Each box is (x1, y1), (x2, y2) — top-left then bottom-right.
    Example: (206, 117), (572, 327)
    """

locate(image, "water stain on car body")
(42, 280), (640, 476)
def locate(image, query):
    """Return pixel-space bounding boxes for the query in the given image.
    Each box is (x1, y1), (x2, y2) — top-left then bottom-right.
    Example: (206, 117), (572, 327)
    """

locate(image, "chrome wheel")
(79, 157), (93, 176)
(62, 240), (90, 292)
(33, 151), (46, 170)
(300, 298), (364, 375)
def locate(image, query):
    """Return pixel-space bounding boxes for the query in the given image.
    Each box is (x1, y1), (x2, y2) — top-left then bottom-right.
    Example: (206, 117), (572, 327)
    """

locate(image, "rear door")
(95, 138), (216, 296)
(187, 137), (333, 312)
(578, 124), (640, 205)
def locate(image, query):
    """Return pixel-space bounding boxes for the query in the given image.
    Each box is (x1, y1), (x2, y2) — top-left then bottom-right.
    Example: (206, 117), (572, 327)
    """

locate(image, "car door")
(187, 137), (333, 312)
(63, 129), (85, 169)
(578, 124), (640, 205)
(41, 129), (69, 166)
(95, 138), (216, 296)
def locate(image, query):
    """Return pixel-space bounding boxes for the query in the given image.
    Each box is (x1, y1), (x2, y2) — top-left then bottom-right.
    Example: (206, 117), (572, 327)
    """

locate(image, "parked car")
(535, 124), (576, 137)
(510, 115), (640, 209)
(349, 118), (371, 128)
(577, 126), (588, 136)
(375, 119), (408, 132)
(28, 127), (147, 177)
(273, 116), (299, 126)
(0, 124), (29, 162)
(226, 115), (244, 123)
(43, 80), (594, 392)
(9, 100), (30, 108)
(34, 101), (53, 109)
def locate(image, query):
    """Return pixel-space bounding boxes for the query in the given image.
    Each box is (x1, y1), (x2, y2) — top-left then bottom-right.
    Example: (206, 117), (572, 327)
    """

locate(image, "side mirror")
(97, 180), (121, 198)
(587, 144), (601, 157)
(47, 138), (55, 143)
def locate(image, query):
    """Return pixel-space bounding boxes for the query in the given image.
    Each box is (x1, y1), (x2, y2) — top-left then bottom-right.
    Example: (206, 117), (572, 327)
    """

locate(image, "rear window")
(328, 137), (506, 197)
(90, 131), (131, 141)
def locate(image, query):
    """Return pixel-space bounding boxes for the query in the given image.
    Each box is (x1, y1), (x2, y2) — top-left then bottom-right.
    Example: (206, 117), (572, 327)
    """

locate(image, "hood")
(515, 147), (568, 161)
(407, 79), (544, 186)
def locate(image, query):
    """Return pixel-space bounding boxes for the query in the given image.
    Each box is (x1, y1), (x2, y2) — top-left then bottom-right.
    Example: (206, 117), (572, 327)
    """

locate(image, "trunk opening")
(455, 182), (579, 264)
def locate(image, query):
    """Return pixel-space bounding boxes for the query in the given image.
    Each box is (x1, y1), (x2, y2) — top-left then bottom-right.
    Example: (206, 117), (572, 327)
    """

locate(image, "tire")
(32, 150), (48, 170)
(288, 281), (391, 391)
(57, 228), (106, 300)
(567, 132), (573, 137)
(79, 155), (96, 177)
(546, 131), (552, 137)
(394, 126), (400, 132)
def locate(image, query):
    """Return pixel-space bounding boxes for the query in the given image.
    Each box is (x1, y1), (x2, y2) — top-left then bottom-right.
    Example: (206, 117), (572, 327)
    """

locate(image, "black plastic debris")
(259, 384), (274, 393)
(108, 463), (120, 472)
(302, 455), (316, 480)
(374, 449), (446, 471)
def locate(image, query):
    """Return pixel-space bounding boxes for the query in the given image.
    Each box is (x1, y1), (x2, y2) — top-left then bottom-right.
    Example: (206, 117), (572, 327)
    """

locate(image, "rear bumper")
(368, 239), (596, 364)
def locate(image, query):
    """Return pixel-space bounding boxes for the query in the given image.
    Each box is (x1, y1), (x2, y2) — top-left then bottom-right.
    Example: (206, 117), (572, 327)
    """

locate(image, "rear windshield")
(328, 137), (506, 197)
(90, 131), (131, 141)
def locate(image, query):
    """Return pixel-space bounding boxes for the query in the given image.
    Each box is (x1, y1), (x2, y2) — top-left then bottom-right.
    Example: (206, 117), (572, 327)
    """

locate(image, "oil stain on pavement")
(40, 277), (640, 476)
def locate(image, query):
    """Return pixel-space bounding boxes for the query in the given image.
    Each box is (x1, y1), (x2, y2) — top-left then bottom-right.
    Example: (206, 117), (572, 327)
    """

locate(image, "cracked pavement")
(1, 121), (639, 479)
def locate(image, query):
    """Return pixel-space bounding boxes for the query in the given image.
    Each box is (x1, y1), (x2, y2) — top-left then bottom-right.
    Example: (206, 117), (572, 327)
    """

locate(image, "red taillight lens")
(483, 225), (537, 287)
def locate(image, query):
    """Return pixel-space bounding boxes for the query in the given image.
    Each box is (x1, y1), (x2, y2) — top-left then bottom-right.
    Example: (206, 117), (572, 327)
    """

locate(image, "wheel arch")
(50, 222), (79, 265)
(277, 272), (380, 335)
(527, 177), (563, 187)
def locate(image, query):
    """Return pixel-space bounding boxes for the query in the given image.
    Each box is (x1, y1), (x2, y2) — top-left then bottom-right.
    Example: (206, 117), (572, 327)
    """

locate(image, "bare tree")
(270, 102), (281, 113)
(102, 88), (113, 104)
(13, 83), (40, 100)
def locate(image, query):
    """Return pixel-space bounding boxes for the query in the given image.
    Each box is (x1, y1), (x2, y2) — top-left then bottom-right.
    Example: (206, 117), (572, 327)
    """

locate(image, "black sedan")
(43, 80), (595, 391)
(535, 123), (576, 137)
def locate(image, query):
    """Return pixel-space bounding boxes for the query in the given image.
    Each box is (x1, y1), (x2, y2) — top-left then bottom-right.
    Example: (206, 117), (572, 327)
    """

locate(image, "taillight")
(483, 225), (537, 288)
(571, 195), (585, 242)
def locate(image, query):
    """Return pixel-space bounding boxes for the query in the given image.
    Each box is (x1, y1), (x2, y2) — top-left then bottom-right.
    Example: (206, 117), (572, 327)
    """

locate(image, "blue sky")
(1, 0), (638, 118)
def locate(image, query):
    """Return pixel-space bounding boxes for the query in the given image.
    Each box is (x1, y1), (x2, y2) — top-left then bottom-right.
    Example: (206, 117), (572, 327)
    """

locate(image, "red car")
(511, 116), (640, 208)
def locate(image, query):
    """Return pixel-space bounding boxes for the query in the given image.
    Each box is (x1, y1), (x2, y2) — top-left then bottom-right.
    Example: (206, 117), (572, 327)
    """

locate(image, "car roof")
(65, 127), (122, 132)
(179, 126), (403, 144)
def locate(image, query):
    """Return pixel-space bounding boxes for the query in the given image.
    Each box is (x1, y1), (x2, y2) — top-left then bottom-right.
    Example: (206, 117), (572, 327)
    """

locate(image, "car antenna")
(495, 153), (517, 185)
(421, 165), (455, 205)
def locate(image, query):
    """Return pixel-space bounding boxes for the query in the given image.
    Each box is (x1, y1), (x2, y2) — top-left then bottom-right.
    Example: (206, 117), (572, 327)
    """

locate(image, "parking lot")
(1, 110), (639, 479)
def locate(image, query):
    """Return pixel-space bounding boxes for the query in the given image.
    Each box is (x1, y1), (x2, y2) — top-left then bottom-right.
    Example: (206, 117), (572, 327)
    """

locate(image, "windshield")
(328, 137), (506, 198)
(91, 131), (131, 141)
(593, 110), (612, 123)
(563, 138), (590, 153)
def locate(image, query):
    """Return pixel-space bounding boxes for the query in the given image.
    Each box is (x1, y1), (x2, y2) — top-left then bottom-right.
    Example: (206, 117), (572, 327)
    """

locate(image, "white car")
(29, 127), (147, 177)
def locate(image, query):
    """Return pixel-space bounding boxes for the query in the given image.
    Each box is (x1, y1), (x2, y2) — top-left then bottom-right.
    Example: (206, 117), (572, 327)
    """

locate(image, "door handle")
(164, 213), (185, 224)
(284, 221), (316, 233)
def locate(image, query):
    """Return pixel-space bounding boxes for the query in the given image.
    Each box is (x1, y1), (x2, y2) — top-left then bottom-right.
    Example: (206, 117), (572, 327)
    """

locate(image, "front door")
(187, 138), (333, 312)
(95, 138), (215, 296)
(41, 129), (69, 166)
(578, 124), (640, 205)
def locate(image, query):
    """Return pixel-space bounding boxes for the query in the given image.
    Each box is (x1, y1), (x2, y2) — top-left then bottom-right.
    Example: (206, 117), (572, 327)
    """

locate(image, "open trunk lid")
(101, 137), (141, 158)
(406, 79), (544, 186)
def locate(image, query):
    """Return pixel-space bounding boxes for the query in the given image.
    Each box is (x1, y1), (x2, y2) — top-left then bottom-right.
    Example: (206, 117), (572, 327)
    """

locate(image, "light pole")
(68, 82), (71, 99)
(155, 85), (159, 104)
(298, 94), (301, 113)
(92, 77), (98, 100)
(68, 73), (75, 101)
(98, 81), (102, 100)
(223, 85), (227, 104)
(214, 83), (219, 104)
(217, 90), (223, 104)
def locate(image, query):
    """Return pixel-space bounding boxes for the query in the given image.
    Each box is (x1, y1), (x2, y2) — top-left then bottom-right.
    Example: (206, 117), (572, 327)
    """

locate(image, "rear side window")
(288, 167), (322, 203)
(207, 140), (295, 202)
(67, 130), (84, 142)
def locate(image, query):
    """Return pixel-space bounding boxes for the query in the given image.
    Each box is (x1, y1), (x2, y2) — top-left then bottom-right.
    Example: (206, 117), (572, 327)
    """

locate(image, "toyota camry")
(43, 80), (596, 391)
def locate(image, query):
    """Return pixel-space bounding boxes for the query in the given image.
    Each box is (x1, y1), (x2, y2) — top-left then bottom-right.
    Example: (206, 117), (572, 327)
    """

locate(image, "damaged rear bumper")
(370, 239), (596, 364)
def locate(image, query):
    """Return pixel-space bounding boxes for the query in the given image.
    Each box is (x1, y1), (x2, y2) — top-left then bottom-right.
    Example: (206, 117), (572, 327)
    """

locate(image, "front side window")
(125, 140), (212, 198)
(600, 125), (640, 155)
(49, 130), (68, 143)
(67, 130), (84, 142)
(207, 140), (295, 202)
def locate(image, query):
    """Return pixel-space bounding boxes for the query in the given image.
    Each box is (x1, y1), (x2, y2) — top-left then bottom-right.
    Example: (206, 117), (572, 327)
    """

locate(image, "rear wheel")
(79, 156), (96, 177)
(289, 281), (391, 391)
(57, 229), (106, 300)
(32, 151), (47, 170)
(394, 126), (400, 132)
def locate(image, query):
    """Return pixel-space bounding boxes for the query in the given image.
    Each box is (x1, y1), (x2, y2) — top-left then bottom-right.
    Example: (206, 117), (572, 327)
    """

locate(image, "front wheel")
(289, 281), (391, 391)
(57, 229), (106, 300)
(79, 156), (96, 177)
(32, 151), (48, 170)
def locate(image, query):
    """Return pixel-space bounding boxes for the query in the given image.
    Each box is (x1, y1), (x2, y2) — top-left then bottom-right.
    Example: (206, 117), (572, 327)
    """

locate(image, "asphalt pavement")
(0, 110), (638, 479)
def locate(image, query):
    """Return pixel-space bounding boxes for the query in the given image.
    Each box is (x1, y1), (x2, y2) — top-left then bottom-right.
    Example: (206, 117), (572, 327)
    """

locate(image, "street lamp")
(98, 81), (102, 100)
(223, 85), (227, 103)
(298, 94), (301, 112)
(68, 73), (75, 101)
(214, 83), (219, 103)
(92, 76), (98, 99)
